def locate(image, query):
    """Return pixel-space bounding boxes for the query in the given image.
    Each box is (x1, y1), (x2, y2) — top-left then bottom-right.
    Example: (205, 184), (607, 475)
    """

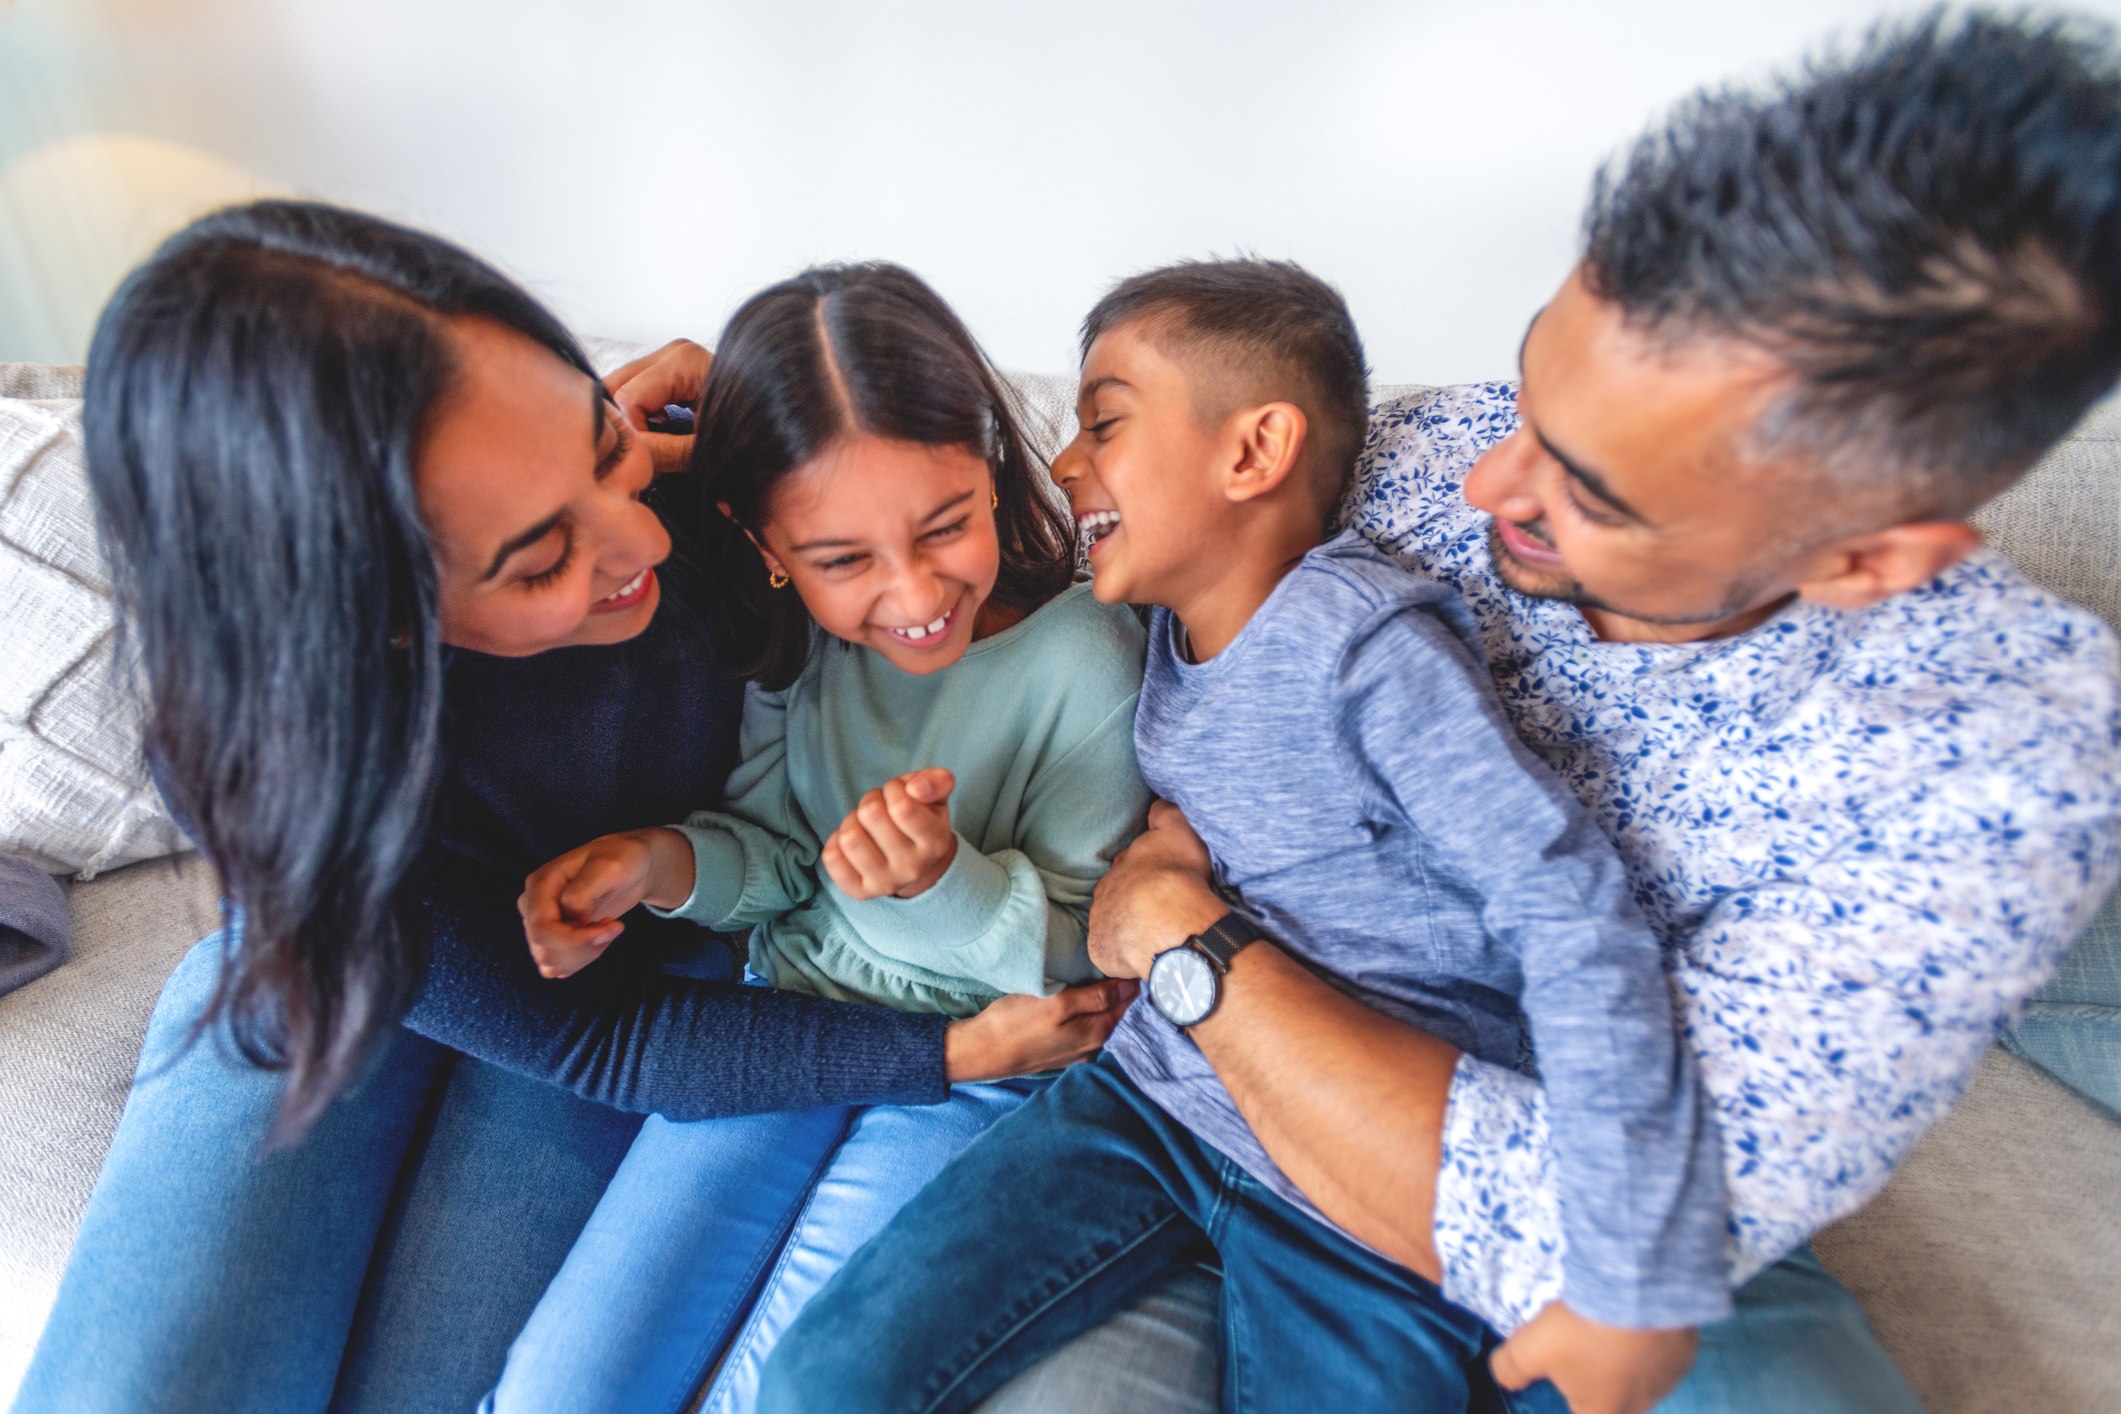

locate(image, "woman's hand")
(821, 769), (958, 901)
(944, 979), (1140, 1081)
(518, 827), (696, 979)
(603, 339), (711, 477)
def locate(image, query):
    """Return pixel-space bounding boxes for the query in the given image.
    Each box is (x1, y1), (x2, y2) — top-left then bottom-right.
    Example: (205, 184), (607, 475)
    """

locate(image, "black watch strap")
(1189, 912), (1264, 972)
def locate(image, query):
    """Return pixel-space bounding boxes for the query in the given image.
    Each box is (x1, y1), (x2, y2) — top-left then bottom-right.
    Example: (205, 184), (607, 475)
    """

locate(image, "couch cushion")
(1813, 1046), (2121, 1414)
(0, 852), (223, 1403)
(1970, 398), (2121, 1111)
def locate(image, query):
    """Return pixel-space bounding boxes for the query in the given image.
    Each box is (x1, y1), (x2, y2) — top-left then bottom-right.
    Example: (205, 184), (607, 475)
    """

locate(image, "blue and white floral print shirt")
(1350, 383), (2121, 1333)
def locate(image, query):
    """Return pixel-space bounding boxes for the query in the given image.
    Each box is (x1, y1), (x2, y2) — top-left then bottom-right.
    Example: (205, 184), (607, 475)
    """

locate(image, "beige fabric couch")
(2, 359), (2117, 1412)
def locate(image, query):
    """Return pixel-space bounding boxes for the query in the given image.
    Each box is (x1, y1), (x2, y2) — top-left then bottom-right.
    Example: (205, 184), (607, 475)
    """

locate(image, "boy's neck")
(1169, 522), (1329, 662)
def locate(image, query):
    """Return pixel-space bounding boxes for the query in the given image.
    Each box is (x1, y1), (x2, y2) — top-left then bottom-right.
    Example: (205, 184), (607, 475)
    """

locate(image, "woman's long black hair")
(86, 200), (598, 1142)
(690, 263), (1077, 688)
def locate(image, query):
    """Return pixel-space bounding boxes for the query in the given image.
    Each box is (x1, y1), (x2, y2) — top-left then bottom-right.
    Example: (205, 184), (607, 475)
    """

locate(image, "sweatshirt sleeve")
(402, 852), (950, 1117)
(651, 683), (824, 930)
(1337, 599), (1729, 1330)
(839, 692), (1152, 998)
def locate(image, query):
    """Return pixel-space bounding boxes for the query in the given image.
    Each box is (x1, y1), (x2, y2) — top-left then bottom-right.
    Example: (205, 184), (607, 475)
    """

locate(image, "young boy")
(757, 261), (1727, 1414)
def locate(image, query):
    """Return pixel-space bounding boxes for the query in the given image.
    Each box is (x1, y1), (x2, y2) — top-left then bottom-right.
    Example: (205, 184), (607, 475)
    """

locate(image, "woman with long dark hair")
(13, 201), (1133, 1413)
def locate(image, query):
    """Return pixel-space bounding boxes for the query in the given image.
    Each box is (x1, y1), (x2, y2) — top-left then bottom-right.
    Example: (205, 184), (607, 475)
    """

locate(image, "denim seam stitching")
(918, 1208), (1189, 1414)
(688, 1110), (857, 1414)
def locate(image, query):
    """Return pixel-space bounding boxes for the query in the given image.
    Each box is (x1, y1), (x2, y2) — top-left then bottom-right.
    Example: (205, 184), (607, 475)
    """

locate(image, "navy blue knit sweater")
(397, 522), (950, 1117)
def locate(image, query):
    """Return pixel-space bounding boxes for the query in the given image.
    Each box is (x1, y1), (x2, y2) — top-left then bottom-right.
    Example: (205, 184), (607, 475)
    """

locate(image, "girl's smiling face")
(749, 435), (1003, 676)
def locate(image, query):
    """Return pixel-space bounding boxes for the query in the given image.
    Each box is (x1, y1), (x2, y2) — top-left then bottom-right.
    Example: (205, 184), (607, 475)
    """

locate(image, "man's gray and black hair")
(1583, 8), (2121, 511)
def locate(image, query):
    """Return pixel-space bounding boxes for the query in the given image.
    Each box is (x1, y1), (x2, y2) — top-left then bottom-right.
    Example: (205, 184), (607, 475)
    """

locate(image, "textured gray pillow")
(0, 366), (188, 879)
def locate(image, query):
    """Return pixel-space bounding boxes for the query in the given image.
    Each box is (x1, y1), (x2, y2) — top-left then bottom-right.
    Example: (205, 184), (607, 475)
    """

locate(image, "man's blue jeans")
(761, 1055), (1925, 1414)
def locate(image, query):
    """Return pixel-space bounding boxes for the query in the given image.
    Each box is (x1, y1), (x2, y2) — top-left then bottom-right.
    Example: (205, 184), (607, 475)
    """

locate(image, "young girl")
(498, 264), (1151, 1414)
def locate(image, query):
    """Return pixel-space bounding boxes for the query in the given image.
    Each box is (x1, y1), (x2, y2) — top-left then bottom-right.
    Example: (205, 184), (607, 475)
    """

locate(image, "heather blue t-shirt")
(1105, 528), (1729, 1325)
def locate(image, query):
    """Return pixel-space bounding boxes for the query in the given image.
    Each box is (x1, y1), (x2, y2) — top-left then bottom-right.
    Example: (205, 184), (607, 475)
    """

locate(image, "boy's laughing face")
(1050, 323), (1226, 608)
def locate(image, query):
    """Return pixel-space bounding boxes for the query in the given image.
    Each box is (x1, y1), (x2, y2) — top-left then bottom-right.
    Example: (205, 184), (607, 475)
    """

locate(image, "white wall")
(8, 0), (2121, 382)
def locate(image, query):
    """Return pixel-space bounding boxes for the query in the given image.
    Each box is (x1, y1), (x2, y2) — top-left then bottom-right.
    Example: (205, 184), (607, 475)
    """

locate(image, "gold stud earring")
(768, 569), (789, 589)
(991, 488), (999, 509)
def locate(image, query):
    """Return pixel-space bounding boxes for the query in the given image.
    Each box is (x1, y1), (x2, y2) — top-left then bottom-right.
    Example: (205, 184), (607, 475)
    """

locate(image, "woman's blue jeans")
(11, 931), (826, 1414)
(13, 933), (1210, 1414)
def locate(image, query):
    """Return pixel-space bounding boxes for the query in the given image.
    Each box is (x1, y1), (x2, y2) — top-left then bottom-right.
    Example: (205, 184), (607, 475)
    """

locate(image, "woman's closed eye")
(520, 527), (577, 590)
(595, 411), (636, 482)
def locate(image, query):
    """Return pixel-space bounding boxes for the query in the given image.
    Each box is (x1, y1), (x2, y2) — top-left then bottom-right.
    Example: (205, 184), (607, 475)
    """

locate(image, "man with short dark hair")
(770, 13), (2121, 1414)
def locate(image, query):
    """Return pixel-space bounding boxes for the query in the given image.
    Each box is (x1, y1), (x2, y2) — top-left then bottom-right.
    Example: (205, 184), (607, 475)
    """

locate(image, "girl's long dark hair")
(86, 200), (598, 1142)
(690, 263), (1077, 688)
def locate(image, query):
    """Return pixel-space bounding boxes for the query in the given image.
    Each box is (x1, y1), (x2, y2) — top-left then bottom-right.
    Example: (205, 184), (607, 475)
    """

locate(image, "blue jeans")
(18, 932), (1190, 1414)
(974, 1252), (1924, 1414)
(12, 930), (766, 1414)
(486, 1080), (1046, 1414)
(761, 1055), (1924, 1414)
(761, 1055), (1565, 1414)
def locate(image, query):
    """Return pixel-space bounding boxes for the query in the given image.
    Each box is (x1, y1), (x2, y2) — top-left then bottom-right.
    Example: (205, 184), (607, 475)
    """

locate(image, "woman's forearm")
(1189, 940), (1460, 1281)
(409, 858), (951, 1116)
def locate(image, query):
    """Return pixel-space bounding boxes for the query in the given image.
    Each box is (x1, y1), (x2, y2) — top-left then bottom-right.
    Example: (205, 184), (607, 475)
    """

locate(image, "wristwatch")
(1147, 912), (1266, 1029)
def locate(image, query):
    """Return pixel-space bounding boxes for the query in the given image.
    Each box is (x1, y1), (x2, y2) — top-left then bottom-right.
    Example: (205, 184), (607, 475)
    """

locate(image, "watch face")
(1148, 946), (1217, 1028)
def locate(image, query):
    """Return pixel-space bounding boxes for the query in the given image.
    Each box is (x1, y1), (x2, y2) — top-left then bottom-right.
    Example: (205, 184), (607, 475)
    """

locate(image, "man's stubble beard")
(1482, 521), (1775, 628)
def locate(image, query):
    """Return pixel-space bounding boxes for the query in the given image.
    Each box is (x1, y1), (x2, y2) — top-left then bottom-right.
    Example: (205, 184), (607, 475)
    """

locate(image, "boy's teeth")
(1077, 510), (1121, 545)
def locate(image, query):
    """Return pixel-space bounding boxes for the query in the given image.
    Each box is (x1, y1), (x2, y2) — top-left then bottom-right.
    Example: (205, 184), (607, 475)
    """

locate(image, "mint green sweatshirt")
(656, 583), (1151, 1018)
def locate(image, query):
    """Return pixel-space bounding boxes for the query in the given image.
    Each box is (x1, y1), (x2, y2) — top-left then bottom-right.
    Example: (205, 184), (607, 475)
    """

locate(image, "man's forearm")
(1190, 935), (1461, 1281)
(1087, 810), (1462, 1281)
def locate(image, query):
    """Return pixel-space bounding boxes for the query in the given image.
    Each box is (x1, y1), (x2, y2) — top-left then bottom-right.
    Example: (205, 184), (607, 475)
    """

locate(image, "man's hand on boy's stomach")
(1489, 1300), (1698, 1414)
(822, 768), (958, 901)
(1088, 798), (1226, 977)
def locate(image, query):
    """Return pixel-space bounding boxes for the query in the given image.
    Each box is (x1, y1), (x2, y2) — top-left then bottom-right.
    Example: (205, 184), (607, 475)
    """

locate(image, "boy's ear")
(1222, 402), (1308, 505)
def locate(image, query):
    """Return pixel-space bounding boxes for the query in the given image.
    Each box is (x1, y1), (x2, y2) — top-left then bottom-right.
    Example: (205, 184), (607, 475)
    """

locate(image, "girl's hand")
(944, 979), (1140, 1081)
(821, 769), (958, 901)
(603, 339), (711, 477)
(518, 827), (695, 979)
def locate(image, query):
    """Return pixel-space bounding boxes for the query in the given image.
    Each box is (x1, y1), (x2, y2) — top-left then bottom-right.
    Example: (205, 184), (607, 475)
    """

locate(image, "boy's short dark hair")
(1081, 259), (1370, 507)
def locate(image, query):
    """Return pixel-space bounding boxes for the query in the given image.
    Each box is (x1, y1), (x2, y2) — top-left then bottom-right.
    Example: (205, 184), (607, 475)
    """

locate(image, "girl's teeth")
(893, 611), (951, 643)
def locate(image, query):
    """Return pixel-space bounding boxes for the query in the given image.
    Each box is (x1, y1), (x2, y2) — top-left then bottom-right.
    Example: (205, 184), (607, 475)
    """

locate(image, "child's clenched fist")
(821, 768), (958, 901)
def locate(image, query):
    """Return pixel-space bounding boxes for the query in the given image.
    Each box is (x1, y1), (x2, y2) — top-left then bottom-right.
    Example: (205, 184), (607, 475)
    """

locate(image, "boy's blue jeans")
(761, 1054), (1926, 1414)
(761, 1054), (1569, 1414)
